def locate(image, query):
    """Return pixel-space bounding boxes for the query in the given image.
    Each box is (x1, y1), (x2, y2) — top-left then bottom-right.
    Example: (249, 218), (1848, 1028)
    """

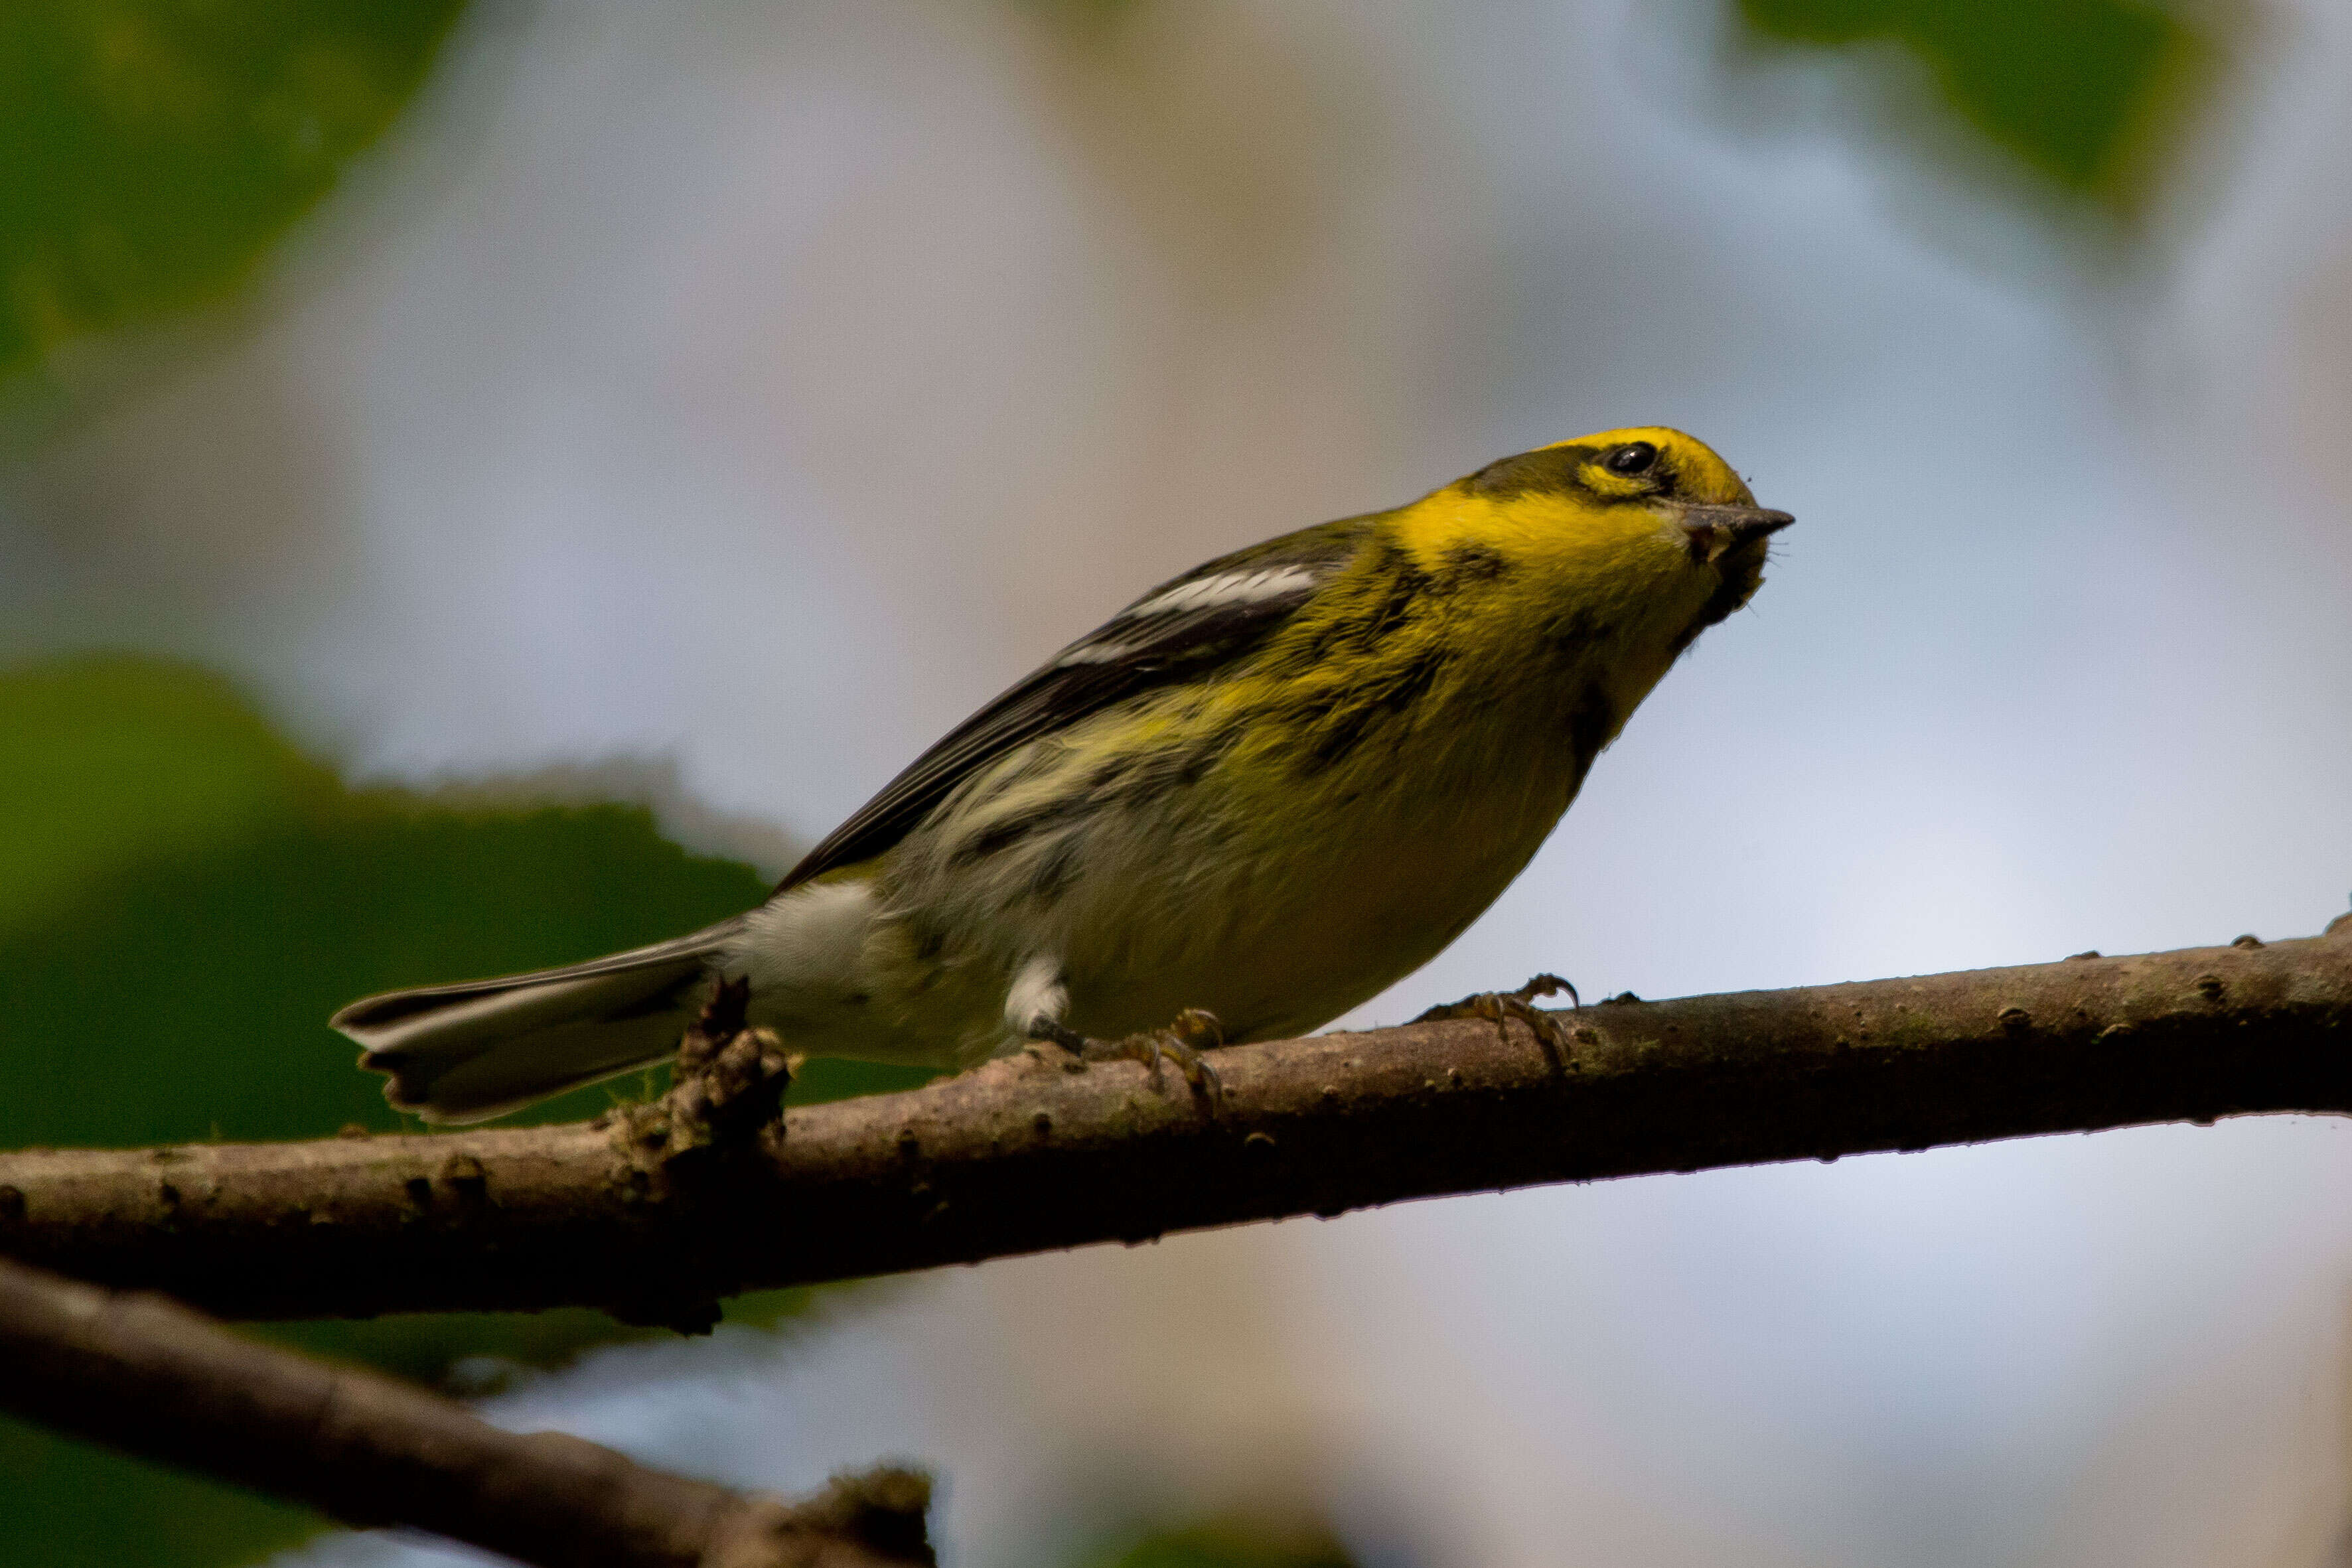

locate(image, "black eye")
(1604, 441), (1658, 476)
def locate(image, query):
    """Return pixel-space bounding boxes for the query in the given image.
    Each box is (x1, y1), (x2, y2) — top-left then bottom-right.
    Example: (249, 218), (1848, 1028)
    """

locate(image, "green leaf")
(0, 658), (772, 1150)
(0, 654), (903, 1565)
(0, 1413), (328, 1568)
(0, 0), (468, 380)
(1731, 0), (2221, 213)
(0, 654), (309, 942)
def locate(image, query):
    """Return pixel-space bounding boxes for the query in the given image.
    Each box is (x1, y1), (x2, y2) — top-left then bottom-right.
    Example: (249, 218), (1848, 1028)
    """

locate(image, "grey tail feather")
(332, 917), (745, 1125)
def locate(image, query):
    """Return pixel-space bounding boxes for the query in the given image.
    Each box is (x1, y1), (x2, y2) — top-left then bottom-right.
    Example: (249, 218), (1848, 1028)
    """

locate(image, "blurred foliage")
(1731, 0), (2221, 213)
(0, 0), (467, 382)
(1077, 1518), (1360, 1568)
(0, 655), (771, 1151)
(0, 654), (932, 1565)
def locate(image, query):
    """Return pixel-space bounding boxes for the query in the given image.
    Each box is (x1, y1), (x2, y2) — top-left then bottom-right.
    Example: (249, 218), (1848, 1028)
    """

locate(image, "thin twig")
(0, 1253), (932, 1567)
(2, 922), (2349, 1322)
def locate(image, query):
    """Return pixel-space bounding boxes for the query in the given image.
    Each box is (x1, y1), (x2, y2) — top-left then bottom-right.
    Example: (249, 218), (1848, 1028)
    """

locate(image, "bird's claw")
(1414, 973), (1580, 1064)
(1090, 1007), (1226, 1112)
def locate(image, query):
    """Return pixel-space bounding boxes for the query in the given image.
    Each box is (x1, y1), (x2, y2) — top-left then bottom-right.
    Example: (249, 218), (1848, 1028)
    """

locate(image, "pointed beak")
(1679, 504), (1795, 565)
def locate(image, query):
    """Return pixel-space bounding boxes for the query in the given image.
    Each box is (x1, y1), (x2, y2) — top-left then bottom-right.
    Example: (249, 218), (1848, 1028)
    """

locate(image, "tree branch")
(3, 923), (2349, 1322)
(0, 1254), (932, 1567)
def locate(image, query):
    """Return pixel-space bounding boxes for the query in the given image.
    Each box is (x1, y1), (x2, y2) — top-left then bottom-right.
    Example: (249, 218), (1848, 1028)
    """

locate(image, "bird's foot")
(1095, 1007), (1226, 1111)
(1027, 1009), (1226, 1111)
(1414, 973), (1580, 1064)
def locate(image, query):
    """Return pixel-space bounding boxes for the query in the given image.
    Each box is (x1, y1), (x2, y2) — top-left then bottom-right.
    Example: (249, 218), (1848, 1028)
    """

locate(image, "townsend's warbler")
(336, 427), (1790, 1121)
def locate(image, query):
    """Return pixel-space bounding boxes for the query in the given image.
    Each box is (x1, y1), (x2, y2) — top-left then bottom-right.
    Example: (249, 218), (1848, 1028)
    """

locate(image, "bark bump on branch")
(0, 1253), (932, 1567)
(3, 922), (2349, 1322)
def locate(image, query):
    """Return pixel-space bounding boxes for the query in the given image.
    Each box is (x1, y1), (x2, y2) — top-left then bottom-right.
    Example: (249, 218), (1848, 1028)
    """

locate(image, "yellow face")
(1392, 425), (1788, 649)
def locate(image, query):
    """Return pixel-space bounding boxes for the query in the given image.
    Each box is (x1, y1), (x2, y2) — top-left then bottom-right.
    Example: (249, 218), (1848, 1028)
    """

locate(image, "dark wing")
(772, 520), (1371, 893)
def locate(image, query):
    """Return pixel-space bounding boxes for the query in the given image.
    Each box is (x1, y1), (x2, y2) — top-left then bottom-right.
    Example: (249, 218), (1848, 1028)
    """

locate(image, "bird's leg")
(1013, 952), (1224, 1109)
(1012, 957), (1092, 1074)
(1024, 1015), (1093, 1068)
(1413, 973), (1580, 1065)
(1088, 1007), (1226, 1112)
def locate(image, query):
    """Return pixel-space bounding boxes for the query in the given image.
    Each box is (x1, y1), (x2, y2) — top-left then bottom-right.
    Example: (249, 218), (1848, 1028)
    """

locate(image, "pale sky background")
(8, 1), (2352, 1564)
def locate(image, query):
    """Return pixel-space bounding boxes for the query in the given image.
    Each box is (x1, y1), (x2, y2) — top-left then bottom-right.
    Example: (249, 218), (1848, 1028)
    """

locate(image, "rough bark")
(0, 1253), (932, 1567)
(3, 922), (2349, 1324)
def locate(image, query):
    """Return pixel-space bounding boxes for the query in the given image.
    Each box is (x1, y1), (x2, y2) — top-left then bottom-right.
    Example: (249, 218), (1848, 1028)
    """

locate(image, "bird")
(334, 427), (1791, 1123)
